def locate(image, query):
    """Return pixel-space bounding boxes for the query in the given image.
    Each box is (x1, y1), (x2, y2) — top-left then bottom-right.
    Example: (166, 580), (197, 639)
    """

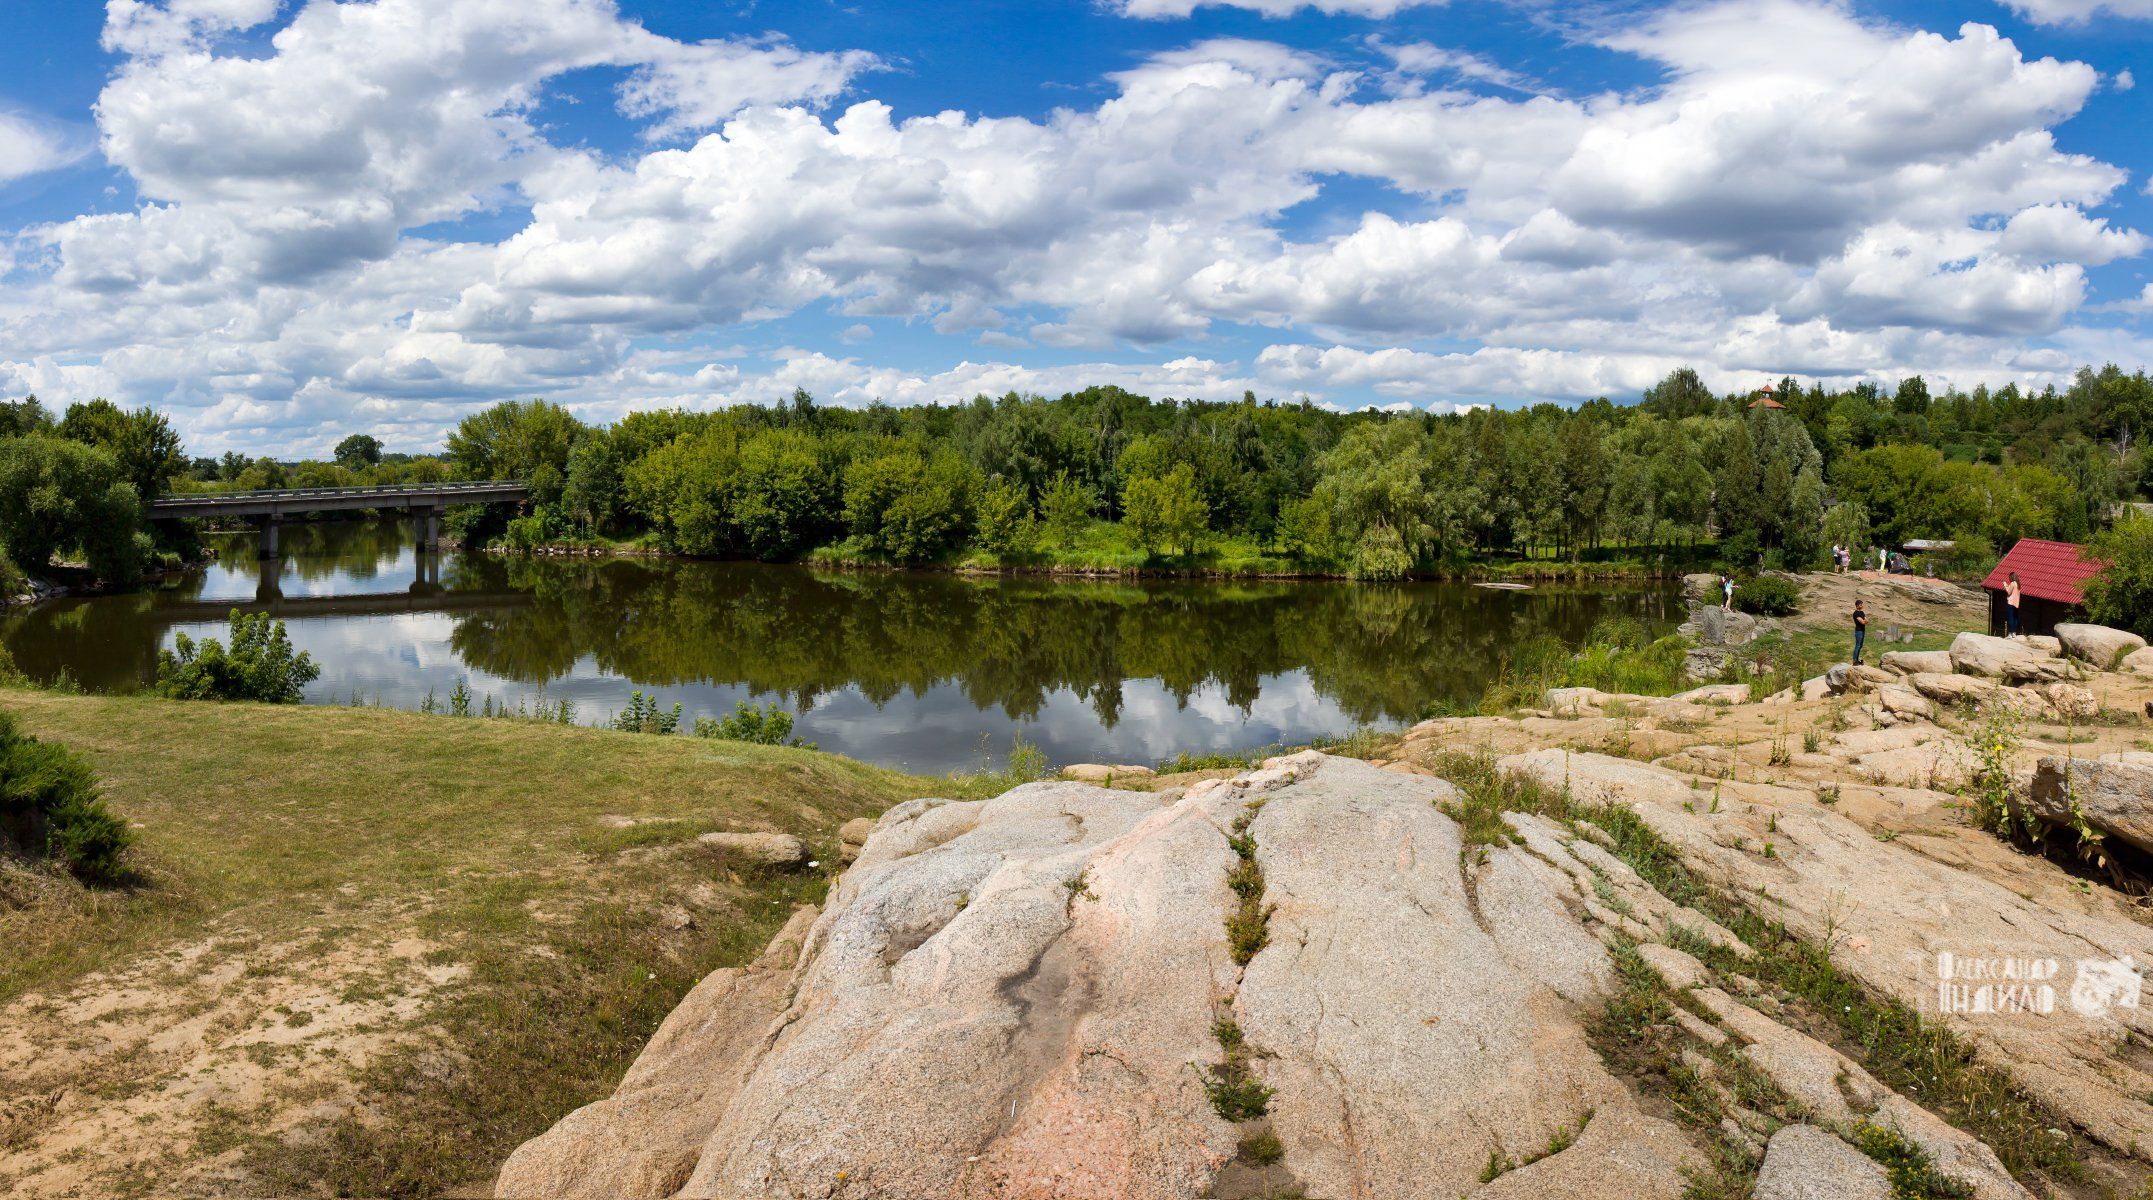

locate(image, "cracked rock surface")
(499, 750), (2084, 1200)
(503, 758), (1700, 1198)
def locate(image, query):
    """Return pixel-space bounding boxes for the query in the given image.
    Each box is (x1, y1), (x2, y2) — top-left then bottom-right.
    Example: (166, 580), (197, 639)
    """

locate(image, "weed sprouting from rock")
(1224, 803), (1274, 967)
(1848, 1121), (1976, 1199)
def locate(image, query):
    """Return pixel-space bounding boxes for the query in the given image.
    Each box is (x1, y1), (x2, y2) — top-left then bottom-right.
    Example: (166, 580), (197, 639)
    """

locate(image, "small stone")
(839, 816), (875, 847)
(695, 832), (810, 868)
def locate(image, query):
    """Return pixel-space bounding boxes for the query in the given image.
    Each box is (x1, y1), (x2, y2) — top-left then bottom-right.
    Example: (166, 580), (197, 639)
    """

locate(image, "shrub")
(1733, 575), (1801, 616)
(693, 700), (814, 748)
(0, 712), (132, 883)
(154, 610), (323, 702)
(611, 691), (680, 734)
(501, 514), (551, 553)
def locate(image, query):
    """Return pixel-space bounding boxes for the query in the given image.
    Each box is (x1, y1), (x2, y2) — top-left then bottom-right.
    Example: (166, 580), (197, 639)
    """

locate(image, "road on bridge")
(148, 481), (529, 557)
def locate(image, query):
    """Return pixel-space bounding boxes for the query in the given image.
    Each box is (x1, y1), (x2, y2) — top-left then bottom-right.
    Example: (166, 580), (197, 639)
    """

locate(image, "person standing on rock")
(1852, 599), (1867, 665)
(2005, 572), (2022, 637)
(1722, 573), (1736, 612)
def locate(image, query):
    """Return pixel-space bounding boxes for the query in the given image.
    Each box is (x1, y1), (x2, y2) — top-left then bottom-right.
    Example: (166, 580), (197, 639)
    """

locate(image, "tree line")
(4, 363), (2147, 585)
(429, 367), (2144, 578)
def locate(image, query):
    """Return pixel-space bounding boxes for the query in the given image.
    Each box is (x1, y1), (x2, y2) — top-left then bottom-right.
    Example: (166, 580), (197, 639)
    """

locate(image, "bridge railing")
(150, 481), (527, 509)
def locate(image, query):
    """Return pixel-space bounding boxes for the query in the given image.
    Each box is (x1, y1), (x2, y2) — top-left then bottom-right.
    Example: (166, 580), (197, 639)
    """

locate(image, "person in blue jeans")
(2005, 572), (2022, 636)
(1852, 599), (1867, 665)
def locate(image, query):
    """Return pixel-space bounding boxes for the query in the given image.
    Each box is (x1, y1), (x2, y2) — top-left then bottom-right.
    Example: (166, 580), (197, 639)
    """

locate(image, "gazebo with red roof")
(1981, 539), (2104, 637)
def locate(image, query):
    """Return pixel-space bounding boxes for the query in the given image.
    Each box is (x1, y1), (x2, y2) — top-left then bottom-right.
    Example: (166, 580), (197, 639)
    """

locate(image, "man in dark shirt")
(1852, 599), (1867, 665)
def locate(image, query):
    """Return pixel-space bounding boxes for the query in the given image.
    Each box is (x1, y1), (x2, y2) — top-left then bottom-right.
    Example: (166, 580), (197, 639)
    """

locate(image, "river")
(2, 519), (1679, 774)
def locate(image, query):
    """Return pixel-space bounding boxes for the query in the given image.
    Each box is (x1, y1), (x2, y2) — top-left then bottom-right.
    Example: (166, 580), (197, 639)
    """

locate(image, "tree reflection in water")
(3, 521), (1676, 769)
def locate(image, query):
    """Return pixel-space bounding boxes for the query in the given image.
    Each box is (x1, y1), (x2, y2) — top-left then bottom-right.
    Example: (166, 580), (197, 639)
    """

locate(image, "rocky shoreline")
(497, 617), (2153, 1199)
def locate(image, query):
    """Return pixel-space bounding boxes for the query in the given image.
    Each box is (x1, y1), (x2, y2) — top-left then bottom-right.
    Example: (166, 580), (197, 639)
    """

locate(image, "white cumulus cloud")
(0, 0), (2143, 452)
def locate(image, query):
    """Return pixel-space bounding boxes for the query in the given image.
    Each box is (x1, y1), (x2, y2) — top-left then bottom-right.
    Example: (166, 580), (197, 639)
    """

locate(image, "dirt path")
(1784, 569), (1988, 636)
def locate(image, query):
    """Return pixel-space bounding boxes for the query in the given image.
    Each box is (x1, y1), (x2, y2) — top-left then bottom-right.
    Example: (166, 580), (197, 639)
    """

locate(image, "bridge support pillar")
(258, 515), (282, 559)
(414, 506), (441, 556)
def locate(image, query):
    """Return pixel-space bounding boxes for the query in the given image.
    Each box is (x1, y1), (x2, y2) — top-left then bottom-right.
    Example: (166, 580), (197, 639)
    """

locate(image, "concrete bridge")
(149, 481), (528, 558)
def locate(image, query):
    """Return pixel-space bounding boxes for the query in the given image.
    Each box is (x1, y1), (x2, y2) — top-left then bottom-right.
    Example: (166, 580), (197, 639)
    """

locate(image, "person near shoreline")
(1852, 599), (1867, 665)
(2005, 572), (2022, 637)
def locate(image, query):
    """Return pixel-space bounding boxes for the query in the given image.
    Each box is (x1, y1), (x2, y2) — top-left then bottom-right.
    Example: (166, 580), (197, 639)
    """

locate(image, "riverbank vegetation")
(7, 362), (2147, 587)
(425, 365), (2145, 580)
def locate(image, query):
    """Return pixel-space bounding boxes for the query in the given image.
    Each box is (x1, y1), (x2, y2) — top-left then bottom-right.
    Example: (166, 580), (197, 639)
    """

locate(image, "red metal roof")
(1982, 538), (2104, 605)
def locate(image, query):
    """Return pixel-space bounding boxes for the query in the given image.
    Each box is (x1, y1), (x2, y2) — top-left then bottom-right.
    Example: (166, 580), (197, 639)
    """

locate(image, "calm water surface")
(4, 520), (1678, 774)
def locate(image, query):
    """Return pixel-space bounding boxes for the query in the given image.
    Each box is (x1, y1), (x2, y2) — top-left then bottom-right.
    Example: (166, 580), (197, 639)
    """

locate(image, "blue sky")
(0, 0), (2150, 454)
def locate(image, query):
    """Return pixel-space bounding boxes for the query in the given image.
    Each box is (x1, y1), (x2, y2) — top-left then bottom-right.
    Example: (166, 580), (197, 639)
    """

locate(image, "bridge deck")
(150, 481), (528, 521)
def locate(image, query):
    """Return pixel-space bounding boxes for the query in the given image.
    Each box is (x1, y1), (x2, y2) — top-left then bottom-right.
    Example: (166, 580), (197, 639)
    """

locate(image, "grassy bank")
(0, 690), (965, 1197)
(652, 521), (1711, 581)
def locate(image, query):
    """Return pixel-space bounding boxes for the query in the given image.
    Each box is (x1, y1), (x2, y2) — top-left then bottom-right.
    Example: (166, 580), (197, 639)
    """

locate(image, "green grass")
(1, 689), (943, 1002)
(0, 687), (961, 1196)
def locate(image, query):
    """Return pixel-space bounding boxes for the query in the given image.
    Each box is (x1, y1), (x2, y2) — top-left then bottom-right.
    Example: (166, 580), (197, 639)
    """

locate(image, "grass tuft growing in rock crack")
(1848, 1121), (1976, 1199)
(1224, 802), (1274, 966)
(1582, 801), (2088, 1188)
(1197, 797), (1283, 1141)
(1423, 749), (1573, 851)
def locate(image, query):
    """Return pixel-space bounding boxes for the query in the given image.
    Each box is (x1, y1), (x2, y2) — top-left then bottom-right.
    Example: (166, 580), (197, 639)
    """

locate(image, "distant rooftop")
(1982, 538), (2103, 605)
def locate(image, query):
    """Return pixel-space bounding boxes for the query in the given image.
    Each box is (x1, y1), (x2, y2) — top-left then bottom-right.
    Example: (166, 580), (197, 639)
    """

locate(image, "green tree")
(446, 399), (583, 481)
(1641, 367), (1715, 418)
(1122, 465), (1208, 558)
(2084, 517), (2153, 637)
(334, 433), (384, 470)
(0, 395), (53, 437)
(623, 427), (743, 556)
(563, 434), (624, 533)
(1040, 472), (1095, 551)
(1821, 501), (1870, 560)
(734, 429), (836, 559)
(56, 398), (185, 502)
(844, 447), (975, 563)
(0, 435), (145, 582)
(975, 478), (1037, 558)
(1307, 422), (1440, 579)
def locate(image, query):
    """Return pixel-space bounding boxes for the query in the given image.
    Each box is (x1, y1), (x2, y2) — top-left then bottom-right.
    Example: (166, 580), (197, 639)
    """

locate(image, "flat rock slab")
(2056, 622), (2146, 670)
(1752, 1125), (1892, 1200)
(501, 757), (1715, 1199)
(1881, 649), (1954, 676)
(1951, 632), (2053, 679)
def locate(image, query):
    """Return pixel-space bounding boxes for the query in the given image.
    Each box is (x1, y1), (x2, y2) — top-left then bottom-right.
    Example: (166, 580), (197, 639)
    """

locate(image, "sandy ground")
(0, 899), (465, 1197)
